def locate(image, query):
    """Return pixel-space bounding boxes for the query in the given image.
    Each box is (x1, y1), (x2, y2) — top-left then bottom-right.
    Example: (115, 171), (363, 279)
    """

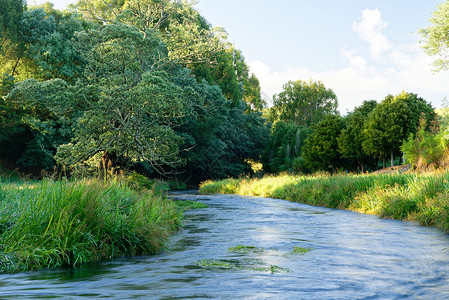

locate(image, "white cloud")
(352, 9), (393, 61)
(249, 9), (449, 114)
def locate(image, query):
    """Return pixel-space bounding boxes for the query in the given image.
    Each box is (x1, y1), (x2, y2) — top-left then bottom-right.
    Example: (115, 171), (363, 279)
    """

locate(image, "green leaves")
(271, 79), (338, 127)
(303, 115), (344, 172)
(56, 71), (187, 170)
(362, 92), (435, 166)
(0, 2), (268, 180)
(337, 100), (377, 172)
(420, 1), (449, 71)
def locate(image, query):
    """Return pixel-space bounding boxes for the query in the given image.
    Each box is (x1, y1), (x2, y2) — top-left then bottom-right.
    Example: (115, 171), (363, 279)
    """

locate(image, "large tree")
(420, 0), (449, 71)
(1, 2), (268, 180)
(302, 115), (345, 172)
(338, 100), (377, 172)
(362, 92), (435, 168)
(271, 79), (338, 127)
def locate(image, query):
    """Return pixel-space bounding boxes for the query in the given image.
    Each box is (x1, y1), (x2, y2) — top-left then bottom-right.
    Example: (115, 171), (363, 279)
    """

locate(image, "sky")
(30, 0), (449, 113)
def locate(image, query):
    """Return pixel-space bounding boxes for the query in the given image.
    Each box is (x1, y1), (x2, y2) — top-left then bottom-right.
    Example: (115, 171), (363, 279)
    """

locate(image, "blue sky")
(30, 0), (449, 113)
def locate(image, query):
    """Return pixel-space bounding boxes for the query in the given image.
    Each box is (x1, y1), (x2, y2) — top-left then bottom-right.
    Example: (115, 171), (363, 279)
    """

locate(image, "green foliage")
(0, 179), (182, 273)
(3, 78), (74, 170)
(244, 73), (266, 111)
(261, 121), (311, 173)
(338, 100), (377, 172)
(191, 47), (265, 110)
(401, 117), (448, 168)
(420, 0), (449, 71)
(363, 92), (435, 167)
(303, 115), (345, 172)
(0, 0), (268, 181)
(125, 171), (170, 195)
(175, 75), (269, 182)
(77, 0), (226, 68)
(0, 0), (25, 74)
(271, 79), (338, 127)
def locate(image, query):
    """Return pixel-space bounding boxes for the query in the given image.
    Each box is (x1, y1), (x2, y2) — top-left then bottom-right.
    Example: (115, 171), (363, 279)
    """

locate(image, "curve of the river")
(1, 191), (449, 299)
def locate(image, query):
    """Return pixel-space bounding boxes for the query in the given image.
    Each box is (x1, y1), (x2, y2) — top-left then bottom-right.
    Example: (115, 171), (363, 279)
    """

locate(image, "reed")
(200, 170), (449, 232)
(0, 179), (182, 273)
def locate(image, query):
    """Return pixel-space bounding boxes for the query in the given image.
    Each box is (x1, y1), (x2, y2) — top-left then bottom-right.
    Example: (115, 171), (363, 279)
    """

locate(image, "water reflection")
(1, 192), (449, 299)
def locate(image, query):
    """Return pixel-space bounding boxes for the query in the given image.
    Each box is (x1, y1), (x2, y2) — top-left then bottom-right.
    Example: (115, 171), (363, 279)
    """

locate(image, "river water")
(1, 191), (449, 299)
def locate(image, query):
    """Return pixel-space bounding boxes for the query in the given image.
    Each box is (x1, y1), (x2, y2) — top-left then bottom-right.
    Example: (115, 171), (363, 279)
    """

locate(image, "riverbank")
(199, 170), (449, 232)
(0, 179), (182, 273)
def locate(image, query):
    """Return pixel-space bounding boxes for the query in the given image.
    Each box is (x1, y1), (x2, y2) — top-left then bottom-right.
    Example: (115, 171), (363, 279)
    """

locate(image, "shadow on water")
(1, 191), (449, 298)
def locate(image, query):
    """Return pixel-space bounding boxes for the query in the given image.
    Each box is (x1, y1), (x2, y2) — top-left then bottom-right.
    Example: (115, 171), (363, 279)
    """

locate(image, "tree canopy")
(0, 0), (268, 182)
(302, 115), (344, 172)
(362, 92), (435, 167)
(338, 100), (377, 172)
(420, 0), (449, 71)
(270, 79), (338, 127)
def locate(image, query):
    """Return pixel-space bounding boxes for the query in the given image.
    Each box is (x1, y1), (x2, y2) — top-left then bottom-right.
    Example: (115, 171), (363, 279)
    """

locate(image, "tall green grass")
(200, 170), (449, 232)
(0, 179), (182, 273)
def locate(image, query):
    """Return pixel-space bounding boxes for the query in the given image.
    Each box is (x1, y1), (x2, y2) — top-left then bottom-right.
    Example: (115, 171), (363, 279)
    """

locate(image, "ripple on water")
(2, 193), (449, 299)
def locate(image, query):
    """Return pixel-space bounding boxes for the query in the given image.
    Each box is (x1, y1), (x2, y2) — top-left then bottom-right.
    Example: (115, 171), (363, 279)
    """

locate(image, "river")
(1, 191), (449, 299)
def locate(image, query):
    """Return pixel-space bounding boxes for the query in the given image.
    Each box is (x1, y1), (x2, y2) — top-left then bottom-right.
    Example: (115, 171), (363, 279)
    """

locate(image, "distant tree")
(261, 121), (311, 173)
(338, 100), (377, 172)
(362, 92), (435, 168)
(420, 0), (449, 71)
(271, 79), (338, 127)
(303, 115), (344, 172)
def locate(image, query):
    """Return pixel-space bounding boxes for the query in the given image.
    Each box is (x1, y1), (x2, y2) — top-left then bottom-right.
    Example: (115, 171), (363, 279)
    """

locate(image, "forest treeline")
(1, 0), (448, 183)
(1, 0), (268, 183)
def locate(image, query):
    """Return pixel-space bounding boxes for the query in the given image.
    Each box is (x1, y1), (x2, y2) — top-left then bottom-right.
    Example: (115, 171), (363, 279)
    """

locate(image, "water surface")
(1, 191), (449, 299)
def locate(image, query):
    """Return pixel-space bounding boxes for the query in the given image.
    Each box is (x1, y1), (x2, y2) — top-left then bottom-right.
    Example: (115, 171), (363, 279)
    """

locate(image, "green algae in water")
(195, 258), (290, 274)
(290, 247), (313, 255)
(228, 245), (265, 254)
(173, 200), (209, 210)
(196, 259), (234, 269)
(252, 265), (291, 274)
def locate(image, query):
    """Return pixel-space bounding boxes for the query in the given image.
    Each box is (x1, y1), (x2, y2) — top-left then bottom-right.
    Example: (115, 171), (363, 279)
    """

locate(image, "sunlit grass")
(0, 179), (182, 273)
(200, 170), (449, 232)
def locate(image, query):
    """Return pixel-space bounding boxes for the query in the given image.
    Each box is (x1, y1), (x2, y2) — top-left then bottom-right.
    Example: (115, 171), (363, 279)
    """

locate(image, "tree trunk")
(358, 160), (365, 173)
(390, 150), (394, 167)
(382, 157), (386, 169)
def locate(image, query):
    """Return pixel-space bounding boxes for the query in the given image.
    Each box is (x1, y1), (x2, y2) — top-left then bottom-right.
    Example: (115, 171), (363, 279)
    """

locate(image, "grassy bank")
(200, 170), (449, 232)
(0, 179), (182, 273)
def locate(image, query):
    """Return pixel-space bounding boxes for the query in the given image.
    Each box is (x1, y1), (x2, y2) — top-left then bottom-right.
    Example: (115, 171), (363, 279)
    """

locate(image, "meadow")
(0, 178), (182, 273)
(200, 170), (449, 232)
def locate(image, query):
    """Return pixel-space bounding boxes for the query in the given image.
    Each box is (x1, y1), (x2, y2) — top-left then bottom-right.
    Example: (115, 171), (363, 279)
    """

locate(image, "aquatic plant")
(290, 247), (313, 255)
(228, 245), (265, 255)
(195, 258), (290, 274)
